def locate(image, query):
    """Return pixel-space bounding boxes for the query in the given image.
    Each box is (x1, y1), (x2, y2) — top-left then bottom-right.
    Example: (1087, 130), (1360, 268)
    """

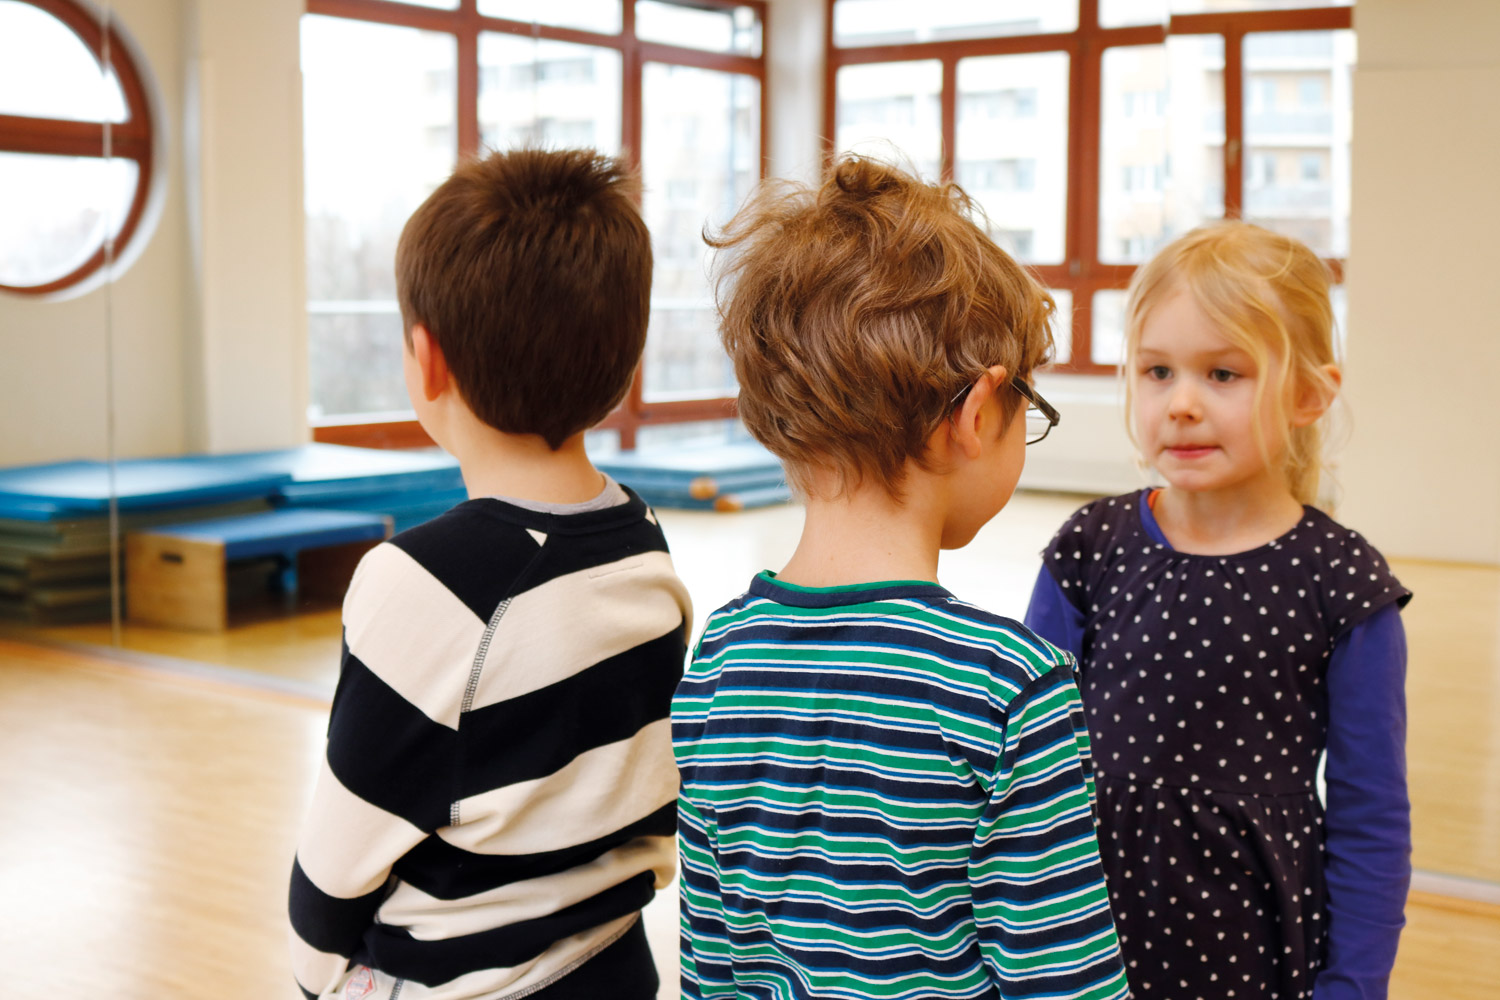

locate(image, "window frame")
(823, 0), (1352, 375)
(0, 0), (155, 297)
(305, 0), (769, 450)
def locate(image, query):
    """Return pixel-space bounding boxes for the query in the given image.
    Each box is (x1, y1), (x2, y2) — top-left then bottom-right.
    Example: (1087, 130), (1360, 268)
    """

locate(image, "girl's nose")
(1167, 381), (1202, 420)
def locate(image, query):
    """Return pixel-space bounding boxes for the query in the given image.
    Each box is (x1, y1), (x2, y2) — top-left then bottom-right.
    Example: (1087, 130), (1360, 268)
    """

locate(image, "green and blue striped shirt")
(672, 573), (1129, 1000)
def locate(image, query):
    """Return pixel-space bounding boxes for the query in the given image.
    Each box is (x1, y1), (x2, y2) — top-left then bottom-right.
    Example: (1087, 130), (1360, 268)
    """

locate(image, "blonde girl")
(1025, 221), (1410, 999)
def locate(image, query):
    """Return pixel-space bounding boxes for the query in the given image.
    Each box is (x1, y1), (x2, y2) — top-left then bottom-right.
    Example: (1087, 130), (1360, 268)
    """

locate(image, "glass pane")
(636, 1), (761, 56)
(1099, 37), (1224, 264)
(1172, 0), (1348, 11)
(835, 61), (942, 182)
(1047, 289), (1073, 366)
(478, 0), (622, 34)
(301, 15), (457, 420)
(307, 309), (410, 419)
(636, 419), (753, 450)
(0, 153), (135, 287)
(955, 52), (1069, 265)
(641, 64), (760, 402)
(1104, 0), (1350, 25)
(0, 1), (127, 122)
(1242, 30), (1354, 257)
(833, 0), (1077, 47)
(479, 34), (622, 155)
(1092, 289), (1127, 366)
(1099, 0), (1166, 27)
(1102, 0), (1351, 26)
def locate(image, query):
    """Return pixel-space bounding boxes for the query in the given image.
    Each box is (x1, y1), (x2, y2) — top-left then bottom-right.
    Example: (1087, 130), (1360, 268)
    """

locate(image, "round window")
(0, 0), (158, 297)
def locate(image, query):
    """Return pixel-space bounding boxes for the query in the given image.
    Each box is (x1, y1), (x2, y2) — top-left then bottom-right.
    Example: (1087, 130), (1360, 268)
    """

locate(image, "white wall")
(1337, 0), (1500, 564)
(183, 0), (308, 454)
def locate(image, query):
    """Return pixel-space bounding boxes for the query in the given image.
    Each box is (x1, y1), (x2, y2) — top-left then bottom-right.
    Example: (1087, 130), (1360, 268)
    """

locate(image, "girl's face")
(1131, 285), (1289, 498)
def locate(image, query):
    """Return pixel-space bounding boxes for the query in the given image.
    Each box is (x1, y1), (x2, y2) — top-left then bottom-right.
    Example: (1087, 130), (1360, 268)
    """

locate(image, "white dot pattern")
(1043, 491), (1411, 999)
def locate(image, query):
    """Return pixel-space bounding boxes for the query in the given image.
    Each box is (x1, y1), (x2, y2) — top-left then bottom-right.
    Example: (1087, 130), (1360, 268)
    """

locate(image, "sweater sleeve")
(1313, 604), (1411, 1000)
(970, 665), (1129, 1000)
(288, 549), (463, 998)
(1024, 565), (1087, 665)
(677, 796), (737, 1000)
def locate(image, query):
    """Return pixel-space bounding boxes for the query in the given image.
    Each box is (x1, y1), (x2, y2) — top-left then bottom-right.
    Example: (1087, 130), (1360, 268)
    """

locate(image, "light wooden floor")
(3, 489), (1498, 996)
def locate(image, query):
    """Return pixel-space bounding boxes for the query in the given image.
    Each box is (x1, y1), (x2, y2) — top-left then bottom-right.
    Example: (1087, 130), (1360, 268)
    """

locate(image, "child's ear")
(410, 324), (451, 403)
(950, 364), (1010, 460)
(1291, 363), (1341, 427)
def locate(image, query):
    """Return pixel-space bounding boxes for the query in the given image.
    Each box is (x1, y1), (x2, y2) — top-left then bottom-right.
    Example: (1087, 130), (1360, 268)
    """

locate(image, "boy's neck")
(442, 417), (604, 505)
(777, 479), (944, 589)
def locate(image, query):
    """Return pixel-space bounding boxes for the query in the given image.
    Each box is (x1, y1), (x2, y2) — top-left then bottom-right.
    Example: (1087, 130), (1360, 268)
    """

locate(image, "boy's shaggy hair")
(395, 148), (650, 449)
(709, 156), (1055, 499)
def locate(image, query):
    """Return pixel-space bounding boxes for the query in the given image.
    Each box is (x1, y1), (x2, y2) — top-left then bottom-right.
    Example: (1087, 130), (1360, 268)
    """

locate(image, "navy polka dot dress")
(1041, 490), (1410, 1000)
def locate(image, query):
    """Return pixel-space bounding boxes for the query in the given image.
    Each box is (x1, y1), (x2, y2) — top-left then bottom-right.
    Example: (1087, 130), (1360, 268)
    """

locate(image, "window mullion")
(940, 56), (956, 183)
(623, 0), (642, 170)
(458, 15), (480, 160)
(1074, 36), (1106, 370)
(1223, 29), (1244, 219)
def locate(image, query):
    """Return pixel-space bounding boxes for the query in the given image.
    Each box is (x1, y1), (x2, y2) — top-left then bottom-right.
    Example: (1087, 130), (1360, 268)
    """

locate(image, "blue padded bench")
(125, 508), (391, 631)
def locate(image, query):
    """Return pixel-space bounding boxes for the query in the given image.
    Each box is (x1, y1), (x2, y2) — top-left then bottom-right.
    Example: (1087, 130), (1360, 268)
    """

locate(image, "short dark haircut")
(395, 148), (651, 448)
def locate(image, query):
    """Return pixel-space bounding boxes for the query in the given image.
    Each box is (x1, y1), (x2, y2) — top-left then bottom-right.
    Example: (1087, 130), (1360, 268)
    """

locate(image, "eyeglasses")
(949, 375), (1061, 446)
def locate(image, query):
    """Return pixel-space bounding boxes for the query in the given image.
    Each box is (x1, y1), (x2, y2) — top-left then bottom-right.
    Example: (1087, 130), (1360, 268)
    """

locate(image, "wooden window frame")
(823, 0), (1351, 375)
(0, 0), (155, 297)
(306, 0), (768, 450)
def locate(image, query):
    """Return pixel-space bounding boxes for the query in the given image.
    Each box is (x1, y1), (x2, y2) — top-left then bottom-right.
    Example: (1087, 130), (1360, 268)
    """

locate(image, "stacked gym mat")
(598, 440), (790, 512)
(0, 461), (287, 624)
(236, 444), (466, 533)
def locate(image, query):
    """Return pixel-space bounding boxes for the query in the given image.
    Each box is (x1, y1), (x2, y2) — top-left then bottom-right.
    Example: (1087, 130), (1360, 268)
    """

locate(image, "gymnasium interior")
(0, 0), (1496, 996)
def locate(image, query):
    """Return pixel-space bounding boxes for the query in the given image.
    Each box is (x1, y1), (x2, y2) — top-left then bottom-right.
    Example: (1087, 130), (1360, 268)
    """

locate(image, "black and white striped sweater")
(289, 489), (691, 999)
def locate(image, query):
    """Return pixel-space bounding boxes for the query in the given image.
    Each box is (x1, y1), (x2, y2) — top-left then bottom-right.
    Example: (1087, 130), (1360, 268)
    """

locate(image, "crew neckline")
(1136, 487), (1317, 560)
(453, 484), (649, 534)
(749, 570), (951, 607)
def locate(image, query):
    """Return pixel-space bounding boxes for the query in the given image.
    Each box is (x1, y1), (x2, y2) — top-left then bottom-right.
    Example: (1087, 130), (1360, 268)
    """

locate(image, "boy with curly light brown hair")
(669, 156), (1129, 1000)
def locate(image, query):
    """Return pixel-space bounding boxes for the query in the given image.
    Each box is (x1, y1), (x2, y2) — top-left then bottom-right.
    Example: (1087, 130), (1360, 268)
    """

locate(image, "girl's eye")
(1209, 368), (1238, 383)
(1146, 365), (1171, 380)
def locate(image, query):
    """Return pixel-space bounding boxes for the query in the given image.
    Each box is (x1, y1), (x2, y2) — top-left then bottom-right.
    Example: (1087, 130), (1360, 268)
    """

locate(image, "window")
(960, 87), (1039, 120)
(0, 0), (157, 297)
(304, 0), (766, 449)
(1297, 75), (1326, 108)
(960, 158), (1036, 192)
(826, 1), (1353, 373)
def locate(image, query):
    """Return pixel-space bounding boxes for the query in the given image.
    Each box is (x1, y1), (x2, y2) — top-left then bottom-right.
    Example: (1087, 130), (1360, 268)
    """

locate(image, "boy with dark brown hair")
(290, 148), (691, 1000)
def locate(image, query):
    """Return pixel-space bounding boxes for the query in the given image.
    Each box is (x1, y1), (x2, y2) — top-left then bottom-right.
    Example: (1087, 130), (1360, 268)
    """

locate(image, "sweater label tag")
(343, 967), (376, 999)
